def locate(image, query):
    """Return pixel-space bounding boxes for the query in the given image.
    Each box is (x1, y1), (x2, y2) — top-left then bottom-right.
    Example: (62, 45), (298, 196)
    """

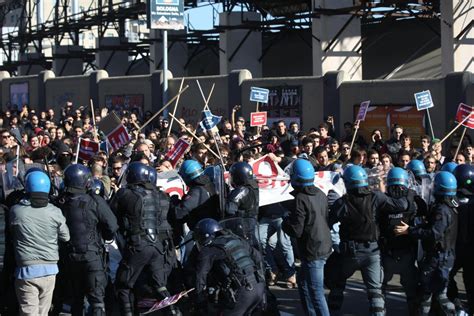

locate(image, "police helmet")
(343, 165), (369, 190)
(146, 165), (158, 186)
(90, 179), (105, 197)
(229, 162), (254, 186)
(126, 162), (151, 185)
(290, 159), (315, 187)
(406, 159), (427, 177)
(64, 164), (92, 190)
(387, 167), (409, 188)
(25, 171), (51, 194)
(453, 164), (474, 194)
(194, 218), (223, 247)
(24, 167), (46, 178)
(441, 162), (457, 174)
(179, 160), (204, 184)
(434, 171), (457, 197)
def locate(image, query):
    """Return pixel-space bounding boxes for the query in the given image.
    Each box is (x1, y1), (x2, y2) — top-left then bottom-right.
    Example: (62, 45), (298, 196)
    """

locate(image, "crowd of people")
(0, 101), (473, 316)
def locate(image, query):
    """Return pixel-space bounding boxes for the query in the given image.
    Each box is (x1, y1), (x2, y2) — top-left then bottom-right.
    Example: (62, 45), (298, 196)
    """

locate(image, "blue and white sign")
(250, 87), (270, 104)
(148, 0), (184, 30)
(414, 90), (434, 111)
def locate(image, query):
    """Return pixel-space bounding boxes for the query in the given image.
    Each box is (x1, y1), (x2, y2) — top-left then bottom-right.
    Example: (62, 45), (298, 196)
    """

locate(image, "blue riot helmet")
(25, 171), (51, 194)
(90, 178), (105, 197)
(193, 218), (223, 247)
(343, 165), (369, 190)
(229, 162), (254, 187)
(179, 160), (204, 184)
(24, 167), (46, 178)
(64, 164), (92, 191)
(441, 162), (457, 174)
(126, 162), (151, 185)
(406, 160), (427, 177)
(453, 164), (474, 195)
(290, 159), (315, 187)
(434, 171), (457, 196)
(387, 167), (409, 188)
(146, 165), (157, 186)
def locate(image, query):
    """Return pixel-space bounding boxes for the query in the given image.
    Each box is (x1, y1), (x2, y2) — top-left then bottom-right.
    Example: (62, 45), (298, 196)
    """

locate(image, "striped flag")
(78, 138), (100, 161)
(165, 139), (190, 168)
(107, 125), (131, 151)
(199, 110), (221, 131)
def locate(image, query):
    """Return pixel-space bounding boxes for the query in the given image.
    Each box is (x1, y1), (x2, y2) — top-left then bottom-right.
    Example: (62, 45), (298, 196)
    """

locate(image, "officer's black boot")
(91, 303), (106, 316)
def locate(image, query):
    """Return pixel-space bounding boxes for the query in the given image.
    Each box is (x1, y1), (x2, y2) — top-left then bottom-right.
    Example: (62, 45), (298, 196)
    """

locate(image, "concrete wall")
(45, 75), (89, 113)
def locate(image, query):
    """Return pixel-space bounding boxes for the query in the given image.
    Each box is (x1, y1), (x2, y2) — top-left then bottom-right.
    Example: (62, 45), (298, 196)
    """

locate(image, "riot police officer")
(395, 171), (458, 316)
(328, 165), (410, 316)
(57, 164), (118, 316)
(448, 164), (474, 313)
(192, 218), (265, 316)
(226, 162), (259, 219)
(378, 167), (419, 315)
(171, 159), (219, 228)
(111, 162), (179, 316)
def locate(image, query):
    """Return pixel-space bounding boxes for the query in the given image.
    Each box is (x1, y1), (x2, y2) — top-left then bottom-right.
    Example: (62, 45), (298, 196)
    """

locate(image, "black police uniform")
(378, 187), (420, 315)
(195, 230), (265, 316)
(225, 178), (259, 219)
(171, 174), (219, 228)
(448, 193), (474, 312)
(328, 188), (409, 316)
(58, 191), (118, 316)
(408, 196), (458, 315)
(111, 183), (178, 316)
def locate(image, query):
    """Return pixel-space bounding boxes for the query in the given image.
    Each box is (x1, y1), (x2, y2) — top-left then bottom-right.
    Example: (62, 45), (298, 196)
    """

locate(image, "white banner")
(156, 155), (346, 206)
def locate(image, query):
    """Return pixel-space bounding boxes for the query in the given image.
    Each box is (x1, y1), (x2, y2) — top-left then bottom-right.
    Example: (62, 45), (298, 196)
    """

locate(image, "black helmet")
(126, 162), (151, 185)
(454, 164), (474, 195)
(194, 218), (223, 247)
(146, 165), (157, 186)
(90, 178), (105, 197)
(64, 164), (92, 191)
(229, 162), (254, 186)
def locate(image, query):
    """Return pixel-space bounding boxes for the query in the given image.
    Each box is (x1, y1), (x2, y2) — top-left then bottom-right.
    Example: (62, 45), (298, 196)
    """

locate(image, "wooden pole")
(454, 127), (467, 159)
(74, 137), (81, 164)
(89, 99), (98, 140)
(439, 114), (472, 145)
(349, 120), (360, 153)
(137, 85), (189, 133)
(168, 112), (220, 159)
(426, 108), (435, 140)
(167, 78), (185, 137)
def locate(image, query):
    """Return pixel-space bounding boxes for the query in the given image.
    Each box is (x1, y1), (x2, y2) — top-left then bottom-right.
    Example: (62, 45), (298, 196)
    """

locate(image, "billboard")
(353, 104), (426, 147)
(10, 82), (29, 111)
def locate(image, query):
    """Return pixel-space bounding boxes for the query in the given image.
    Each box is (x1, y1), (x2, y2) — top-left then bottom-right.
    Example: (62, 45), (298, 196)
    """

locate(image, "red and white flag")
(142, 288), (194, 314)
(78, 138), (99, 161)
(455, 103), (474, 129)
(165, 139), (190, 168)
(107, 125), (131, 151)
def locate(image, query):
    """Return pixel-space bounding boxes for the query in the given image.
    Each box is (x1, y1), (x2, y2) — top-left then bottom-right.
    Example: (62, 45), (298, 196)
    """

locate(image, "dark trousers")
(69, 253), (107, 316)
(115, 244), (171, 315)
(448, 245), (474, 313)
(219, 282), (265, 316)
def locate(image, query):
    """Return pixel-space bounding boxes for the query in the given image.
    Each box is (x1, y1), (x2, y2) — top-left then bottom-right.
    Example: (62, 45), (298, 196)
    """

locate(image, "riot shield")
(420, 175), (434, 205)
(366, 166), (384, 192)
(204, 164), (227, 220)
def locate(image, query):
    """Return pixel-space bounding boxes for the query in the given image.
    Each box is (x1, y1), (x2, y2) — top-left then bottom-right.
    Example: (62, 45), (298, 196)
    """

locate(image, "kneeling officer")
(193, 218), (265, 316)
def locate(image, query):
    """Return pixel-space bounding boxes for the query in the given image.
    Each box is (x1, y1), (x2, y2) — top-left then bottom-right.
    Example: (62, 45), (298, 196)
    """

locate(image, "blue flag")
(199, 110), (221, 131)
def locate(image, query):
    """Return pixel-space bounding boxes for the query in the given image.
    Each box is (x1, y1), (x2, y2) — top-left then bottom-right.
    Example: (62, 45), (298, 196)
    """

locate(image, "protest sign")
(455, 103), (474, 129)
(164, 139), (190, 168)
(250, 111), (267, 127)
(414, 90), (435, 138)
(78, 139), (99, 161)
(356, 101), (370, 122)
(107, 125), (132, 151)
(250, 87), (270, 104)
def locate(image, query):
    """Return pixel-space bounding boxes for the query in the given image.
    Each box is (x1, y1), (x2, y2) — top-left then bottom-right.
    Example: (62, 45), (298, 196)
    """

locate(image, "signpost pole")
(163, 30), (168, 117)
(349, 120), (360, 154)
(426, 108), (435, 140)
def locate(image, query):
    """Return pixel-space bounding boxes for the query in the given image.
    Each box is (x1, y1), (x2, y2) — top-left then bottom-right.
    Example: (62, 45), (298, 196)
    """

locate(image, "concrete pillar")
(52, 45), (84, 76)
(312, 0), (362, 80)
(441, 0), (474, 75)
(228, 69), (252, 113)
(0, 71), (10, 110)
(149, 29), (188, 77)
(37, 70), (55, 111)
(219, 12), (262, 77)
(89, 70), (109, 109)
(95, 37), (129, 76)
(18, 53), (46, 76)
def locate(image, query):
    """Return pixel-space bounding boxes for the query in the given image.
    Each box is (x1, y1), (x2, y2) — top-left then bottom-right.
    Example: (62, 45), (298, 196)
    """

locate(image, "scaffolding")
(0, 0), (441, 75)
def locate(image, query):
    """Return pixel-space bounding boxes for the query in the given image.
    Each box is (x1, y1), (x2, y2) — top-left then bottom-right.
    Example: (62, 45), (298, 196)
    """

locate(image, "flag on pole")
(78, 139), (100, 161)
(165, 139), (190, 168)
(455, 103), (474, 129)
(199, 110), (221, 131)
(107, 125), (132, 151)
